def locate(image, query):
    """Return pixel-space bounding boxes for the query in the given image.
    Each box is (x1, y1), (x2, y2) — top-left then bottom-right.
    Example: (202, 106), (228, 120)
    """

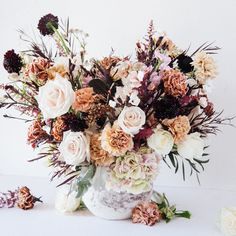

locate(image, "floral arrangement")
(0, 14), (234, 225)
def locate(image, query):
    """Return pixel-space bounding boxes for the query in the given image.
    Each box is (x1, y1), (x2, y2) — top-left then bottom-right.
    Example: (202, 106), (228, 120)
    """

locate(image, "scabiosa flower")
(3, 50), (23, 74)
(38, 13), (59, 36)
(154, 95), (180, 120)
(177, 54), (194, 73)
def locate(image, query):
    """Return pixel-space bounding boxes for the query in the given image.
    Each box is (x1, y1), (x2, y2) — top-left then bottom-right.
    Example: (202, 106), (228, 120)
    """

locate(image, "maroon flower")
(3, 49), (23, 74)
(38, 13), (58, 36)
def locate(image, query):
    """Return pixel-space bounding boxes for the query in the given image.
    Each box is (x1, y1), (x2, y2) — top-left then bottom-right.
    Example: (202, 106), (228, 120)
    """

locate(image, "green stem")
(175, 211), (191, 219)
(49, 23), (70, 55)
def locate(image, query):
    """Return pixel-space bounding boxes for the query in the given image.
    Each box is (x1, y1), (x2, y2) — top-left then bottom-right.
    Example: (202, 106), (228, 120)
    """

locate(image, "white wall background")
(0, 0), (236, 190)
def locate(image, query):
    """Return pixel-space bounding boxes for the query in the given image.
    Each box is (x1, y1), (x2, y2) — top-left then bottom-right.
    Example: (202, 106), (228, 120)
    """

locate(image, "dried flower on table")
(132, 202), (162, 226)
(0, 186), (42, 210)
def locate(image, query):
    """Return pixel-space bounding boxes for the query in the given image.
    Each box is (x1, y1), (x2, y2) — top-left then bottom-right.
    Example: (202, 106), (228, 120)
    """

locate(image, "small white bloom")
(59, 131), (89, 166)
(71, 54), (83, 78)
(177, 132), (204, 160)
(122, 71), (144, 89)
(199, 97), (208, 108)
(115, 86), (132, 103)
(118, 106), (146, 135)
(147, 129), (174, 155)
(111, 60), (131, 81)
(187, 78), (198, 87)
(8, 73), (19, 81)
(220, 208), (236, 236)
(129, 91), (140, 106)
(54, 56), (69, 69)
(36, 74), (75, 119)
(108, 100), (116, 108)
(0, 90), (6, 102)
(55, 185), (81, 213)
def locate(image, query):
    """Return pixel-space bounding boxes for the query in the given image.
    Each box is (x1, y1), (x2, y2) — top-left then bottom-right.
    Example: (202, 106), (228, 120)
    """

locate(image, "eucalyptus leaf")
(75, 165), (95, 198)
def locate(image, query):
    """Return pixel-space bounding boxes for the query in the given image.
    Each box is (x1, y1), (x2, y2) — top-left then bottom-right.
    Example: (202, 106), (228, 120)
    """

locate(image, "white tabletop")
(0, 175), (234, 236)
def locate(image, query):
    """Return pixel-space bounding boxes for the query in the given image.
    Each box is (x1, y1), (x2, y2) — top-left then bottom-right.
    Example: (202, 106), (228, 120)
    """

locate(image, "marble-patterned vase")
(82, 167), (152, 220)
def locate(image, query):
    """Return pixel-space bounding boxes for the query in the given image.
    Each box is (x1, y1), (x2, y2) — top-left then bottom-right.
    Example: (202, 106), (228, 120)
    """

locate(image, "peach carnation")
(51, 117), (68, 142)
(162, 69), (187, 97)
(101, 123), (134, 156)
(132, 202), (162, 226)
(100, 56), (121, 70)
(90, 133), (114, 166)
(47, 65), (68, 80)
(27, 120), (48, 148)
(72, 87), (95, 113)
(163, 115), (190, 143)
(25, 58), (51, 81)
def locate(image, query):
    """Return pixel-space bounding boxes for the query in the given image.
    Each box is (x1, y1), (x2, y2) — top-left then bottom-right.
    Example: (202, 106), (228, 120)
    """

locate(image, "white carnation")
(177, 132), (204, 160)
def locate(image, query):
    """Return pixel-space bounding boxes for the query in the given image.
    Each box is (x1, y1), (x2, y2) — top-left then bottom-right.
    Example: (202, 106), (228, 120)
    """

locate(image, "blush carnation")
(132, 202), (162, 226)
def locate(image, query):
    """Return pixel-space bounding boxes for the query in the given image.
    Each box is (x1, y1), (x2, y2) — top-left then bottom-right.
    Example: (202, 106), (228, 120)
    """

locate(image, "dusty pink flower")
(132, 202), (162, 226)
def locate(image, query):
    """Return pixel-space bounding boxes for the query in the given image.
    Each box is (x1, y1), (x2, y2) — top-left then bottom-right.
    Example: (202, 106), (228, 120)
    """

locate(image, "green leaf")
(174, 155), (179, 173)
(75, 165), (95, 198)
(168, 153), (176, 168)
(182, 160), (186, 181)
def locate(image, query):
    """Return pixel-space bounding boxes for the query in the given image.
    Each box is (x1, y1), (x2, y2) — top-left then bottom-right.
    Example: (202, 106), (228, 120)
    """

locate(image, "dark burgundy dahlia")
(3, 50), (23, 74)
(154, 95), (180, 120)
(38, 13), (59, 36)
(177, 54), (193, 73)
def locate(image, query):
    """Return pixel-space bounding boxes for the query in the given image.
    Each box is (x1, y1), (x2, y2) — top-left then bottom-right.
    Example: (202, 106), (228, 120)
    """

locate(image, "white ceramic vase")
(82, 167), (152, 220)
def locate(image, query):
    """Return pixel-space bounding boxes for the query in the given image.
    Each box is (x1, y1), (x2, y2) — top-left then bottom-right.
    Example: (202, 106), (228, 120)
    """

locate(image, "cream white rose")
(147, 129), (174, 155)
(55, 185), (81, 213)
(177, 132), (204, 160)
(59, 131), (89, 166)
(118, 106), (146, 135)
(220, 208), (236, 236)
(36, 74), (75, 119)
